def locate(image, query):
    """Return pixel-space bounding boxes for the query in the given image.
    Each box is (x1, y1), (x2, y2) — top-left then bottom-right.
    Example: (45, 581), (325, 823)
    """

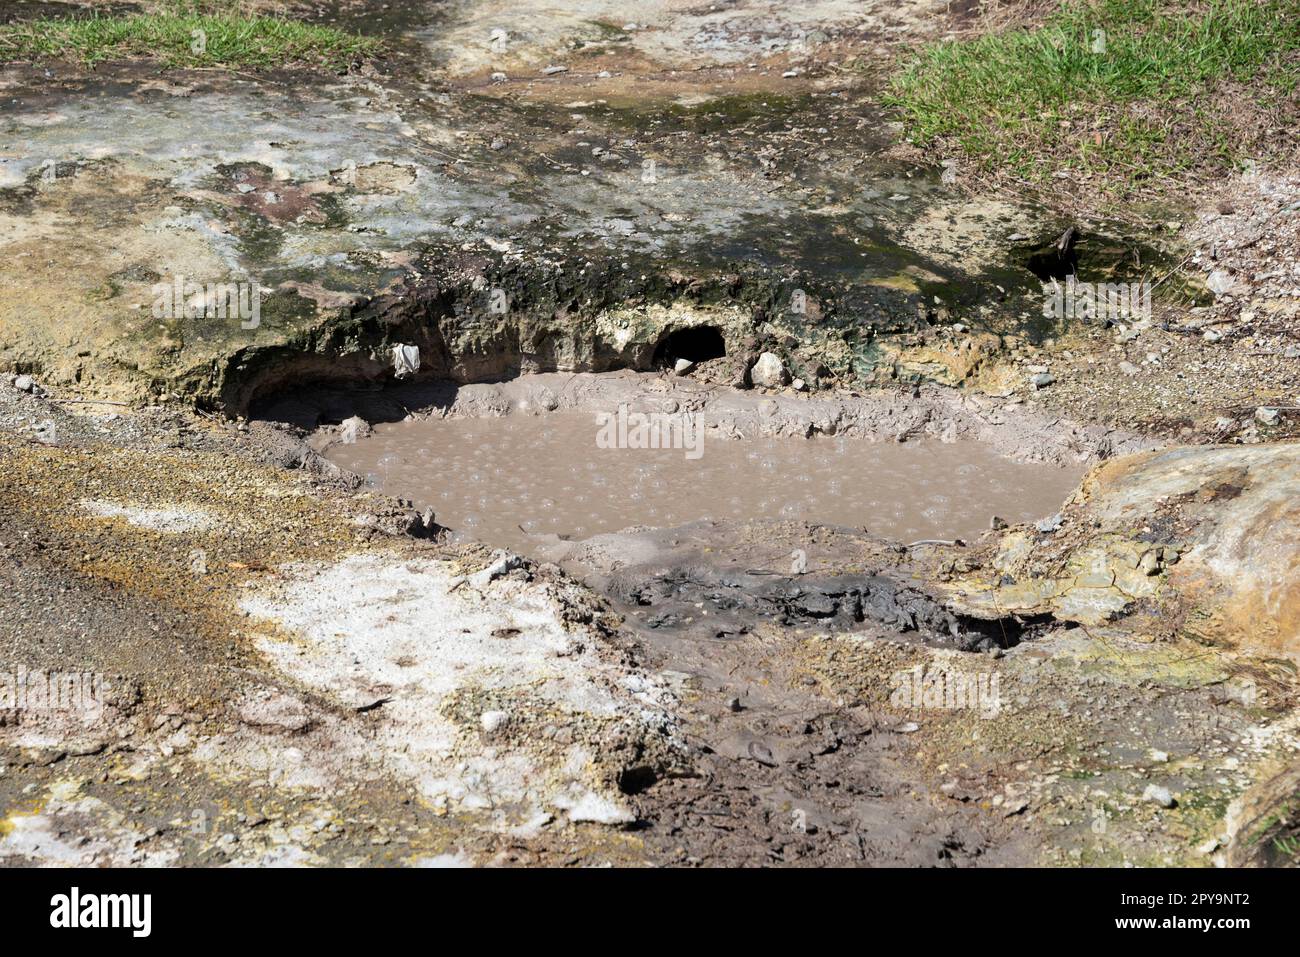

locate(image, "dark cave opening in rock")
(652, 325), (727, 368)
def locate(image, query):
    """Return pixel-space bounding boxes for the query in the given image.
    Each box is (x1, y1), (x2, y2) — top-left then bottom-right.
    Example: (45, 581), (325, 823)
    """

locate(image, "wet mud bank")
(278, 370), (1153, 463)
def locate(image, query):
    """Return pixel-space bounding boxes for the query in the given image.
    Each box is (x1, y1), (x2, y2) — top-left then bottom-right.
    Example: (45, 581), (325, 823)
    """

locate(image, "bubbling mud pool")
(326, 411), (1084, 554)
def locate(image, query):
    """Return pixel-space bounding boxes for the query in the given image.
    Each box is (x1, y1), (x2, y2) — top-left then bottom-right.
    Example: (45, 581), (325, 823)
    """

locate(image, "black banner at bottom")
(0, 865), (1284, 943)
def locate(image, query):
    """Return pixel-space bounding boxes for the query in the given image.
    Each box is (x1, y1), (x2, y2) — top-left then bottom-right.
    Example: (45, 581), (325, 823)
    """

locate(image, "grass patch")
(0, 5), (380, 70)
(885, 0), (1300, 195)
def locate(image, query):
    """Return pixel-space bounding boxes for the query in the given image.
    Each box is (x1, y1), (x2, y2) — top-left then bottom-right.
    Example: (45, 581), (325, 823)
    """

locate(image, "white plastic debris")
(392, 344), (420, 378)
(339, 415), (371, 444)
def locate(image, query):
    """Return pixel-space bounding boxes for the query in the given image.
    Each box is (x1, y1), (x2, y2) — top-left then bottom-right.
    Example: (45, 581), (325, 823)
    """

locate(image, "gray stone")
(1142, 784), (1176, 808)
(750, 352), (789, 388)
(1255, 407), (1280, 426)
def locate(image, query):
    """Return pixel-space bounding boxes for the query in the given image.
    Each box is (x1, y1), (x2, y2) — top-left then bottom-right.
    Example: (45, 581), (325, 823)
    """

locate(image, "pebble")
(1142, 784), (1176, 808)
(1206, 269), (1240, 297)
(1255, 407), (1280, 426)
(750, 352), (789, 388)
(1030, 372), (1054, 389)
(674, 357), (696, 376)
(470, 550), (524, 587)
(1118, 360), (1140, 376)
(13, 374), (34, 392)
(1002, 797), (1030, 817)
(1035, 513), (1063, 533)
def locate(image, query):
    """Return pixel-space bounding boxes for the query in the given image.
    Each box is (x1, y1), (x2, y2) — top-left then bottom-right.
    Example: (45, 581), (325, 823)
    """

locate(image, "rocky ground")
(1, 0), (1298, 867)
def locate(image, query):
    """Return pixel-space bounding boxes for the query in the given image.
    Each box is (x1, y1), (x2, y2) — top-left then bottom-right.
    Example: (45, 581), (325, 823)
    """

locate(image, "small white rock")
(750, 352), (789, 388)
(563, 792), (635, 825)
(1142, 784), (1176, 808)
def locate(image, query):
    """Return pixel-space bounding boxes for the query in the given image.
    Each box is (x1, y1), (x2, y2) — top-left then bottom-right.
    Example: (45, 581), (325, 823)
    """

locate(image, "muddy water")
(328, 413), (1082, 553)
